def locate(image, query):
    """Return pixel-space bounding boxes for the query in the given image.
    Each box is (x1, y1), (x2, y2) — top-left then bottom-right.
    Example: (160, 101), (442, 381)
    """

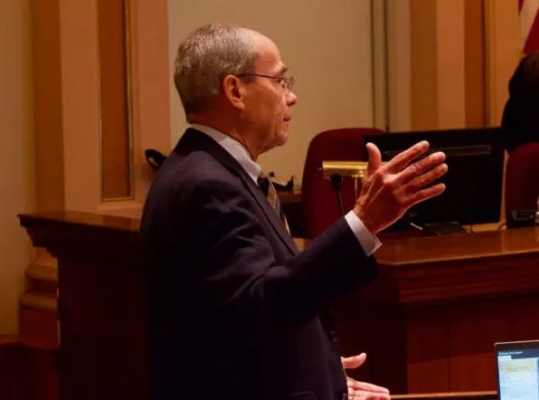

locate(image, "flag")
(520, 0), (539, 54)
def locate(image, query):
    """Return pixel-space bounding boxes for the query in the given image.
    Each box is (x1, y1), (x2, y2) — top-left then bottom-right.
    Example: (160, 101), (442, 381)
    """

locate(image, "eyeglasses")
(237, 73), (295, 92)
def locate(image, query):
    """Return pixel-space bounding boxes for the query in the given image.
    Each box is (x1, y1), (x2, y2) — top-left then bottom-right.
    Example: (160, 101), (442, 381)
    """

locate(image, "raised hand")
(354, 140), (448, 234)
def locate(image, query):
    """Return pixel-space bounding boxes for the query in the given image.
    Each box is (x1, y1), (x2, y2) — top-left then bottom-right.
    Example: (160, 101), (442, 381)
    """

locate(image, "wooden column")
(22, 0), (170, 392)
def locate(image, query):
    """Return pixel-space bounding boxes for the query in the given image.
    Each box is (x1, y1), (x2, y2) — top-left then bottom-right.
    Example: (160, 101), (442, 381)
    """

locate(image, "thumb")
(341, 353), (367, 370)
(365, 143), (381, 174)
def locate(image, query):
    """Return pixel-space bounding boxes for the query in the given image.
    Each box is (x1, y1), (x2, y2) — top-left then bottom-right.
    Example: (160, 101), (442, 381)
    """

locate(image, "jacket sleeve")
(187, 176), (378, 331)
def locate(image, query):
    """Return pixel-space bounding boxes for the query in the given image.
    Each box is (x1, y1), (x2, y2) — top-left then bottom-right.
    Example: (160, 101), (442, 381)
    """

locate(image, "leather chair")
(300, 127), (383, 239)
(505, 142), (539, 227)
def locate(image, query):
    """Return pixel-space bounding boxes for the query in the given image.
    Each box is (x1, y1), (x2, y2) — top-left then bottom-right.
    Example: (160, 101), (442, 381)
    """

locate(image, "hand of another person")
(354, 140), (447, 234)
(342, 353), (391, 400)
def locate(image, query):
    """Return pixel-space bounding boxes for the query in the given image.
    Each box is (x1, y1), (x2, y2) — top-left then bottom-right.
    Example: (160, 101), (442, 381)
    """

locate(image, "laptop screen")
(496, 340), (539, 400)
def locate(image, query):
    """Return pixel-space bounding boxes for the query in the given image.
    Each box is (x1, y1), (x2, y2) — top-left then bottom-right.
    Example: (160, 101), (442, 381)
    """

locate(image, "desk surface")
(392, 393), (497, 400)
(20, 211), (539, 261)
(351, 226), (539, 306)
(375, 226), (539, 265)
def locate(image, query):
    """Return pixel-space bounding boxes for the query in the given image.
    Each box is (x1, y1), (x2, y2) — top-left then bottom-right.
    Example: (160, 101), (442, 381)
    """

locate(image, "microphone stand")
(329, 174), (345, 217)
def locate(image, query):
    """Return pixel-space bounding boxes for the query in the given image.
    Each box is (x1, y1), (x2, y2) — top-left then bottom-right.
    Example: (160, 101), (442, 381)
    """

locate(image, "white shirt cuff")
(344, 211), (381, 256)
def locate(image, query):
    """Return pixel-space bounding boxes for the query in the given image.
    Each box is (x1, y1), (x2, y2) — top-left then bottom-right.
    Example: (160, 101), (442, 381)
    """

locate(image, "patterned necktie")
(257, 172), (290, 233)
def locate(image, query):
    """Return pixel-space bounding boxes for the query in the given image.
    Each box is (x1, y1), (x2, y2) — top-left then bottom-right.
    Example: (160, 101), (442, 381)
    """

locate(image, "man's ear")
(222, 75), (246, 111)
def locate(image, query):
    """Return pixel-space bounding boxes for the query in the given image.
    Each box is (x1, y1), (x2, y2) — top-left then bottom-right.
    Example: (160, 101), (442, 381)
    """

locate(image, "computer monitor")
(495, 340), (539, 400)
(363, 127), (504, 232)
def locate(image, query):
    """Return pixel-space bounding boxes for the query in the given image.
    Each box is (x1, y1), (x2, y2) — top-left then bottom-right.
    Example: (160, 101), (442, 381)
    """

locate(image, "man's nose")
(286, 90), (298, 106)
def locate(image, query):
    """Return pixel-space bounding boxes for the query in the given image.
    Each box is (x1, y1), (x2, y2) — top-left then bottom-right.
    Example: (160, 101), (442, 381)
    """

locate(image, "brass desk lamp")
(321, 161), (370, 216)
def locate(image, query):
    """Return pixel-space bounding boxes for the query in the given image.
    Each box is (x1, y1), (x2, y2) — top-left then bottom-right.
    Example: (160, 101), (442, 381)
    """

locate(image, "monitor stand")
(423, 221), (467, 236)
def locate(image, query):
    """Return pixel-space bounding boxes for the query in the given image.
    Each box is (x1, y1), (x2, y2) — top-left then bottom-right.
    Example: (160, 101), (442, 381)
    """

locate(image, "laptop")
(496, 340), (539, 399)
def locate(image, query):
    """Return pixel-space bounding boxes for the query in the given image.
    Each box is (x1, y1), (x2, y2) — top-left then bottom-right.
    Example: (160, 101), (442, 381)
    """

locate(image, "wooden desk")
(20, 212), (146, 400)
(18, 212), (539, 398)
(331, 227), (539, 393)
(392, 392), (497, 400)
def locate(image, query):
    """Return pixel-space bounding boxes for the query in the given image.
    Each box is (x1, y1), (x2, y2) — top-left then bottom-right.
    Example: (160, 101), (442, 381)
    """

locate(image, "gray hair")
(174, 23), (258, 115)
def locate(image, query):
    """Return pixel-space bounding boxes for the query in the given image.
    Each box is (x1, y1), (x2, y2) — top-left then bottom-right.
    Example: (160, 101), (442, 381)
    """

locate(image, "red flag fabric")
(520, 0), (539, 54)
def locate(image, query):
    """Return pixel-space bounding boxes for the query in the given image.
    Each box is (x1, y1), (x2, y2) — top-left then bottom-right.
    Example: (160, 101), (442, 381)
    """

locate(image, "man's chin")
(260, 132), (289, 154)
(276, 130), (289, 146)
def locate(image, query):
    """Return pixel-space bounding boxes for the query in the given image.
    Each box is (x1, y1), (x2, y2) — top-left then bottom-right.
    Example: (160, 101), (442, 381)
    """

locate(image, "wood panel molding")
(18, 212), (539, 396)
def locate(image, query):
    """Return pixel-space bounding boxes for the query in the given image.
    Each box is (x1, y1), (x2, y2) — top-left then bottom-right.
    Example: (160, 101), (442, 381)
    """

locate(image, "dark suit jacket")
(141, 129), (378, 400)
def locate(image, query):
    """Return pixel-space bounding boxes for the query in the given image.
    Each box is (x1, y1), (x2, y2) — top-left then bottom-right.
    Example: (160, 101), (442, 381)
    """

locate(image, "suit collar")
(189, 124), (261, 183)
(175, 129), (298, 255)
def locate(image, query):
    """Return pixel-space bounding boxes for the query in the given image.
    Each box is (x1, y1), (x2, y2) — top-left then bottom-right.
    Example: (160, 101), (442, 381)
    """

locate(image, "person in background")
(141, 23), (448, 400)
(502, 51), (539, 153)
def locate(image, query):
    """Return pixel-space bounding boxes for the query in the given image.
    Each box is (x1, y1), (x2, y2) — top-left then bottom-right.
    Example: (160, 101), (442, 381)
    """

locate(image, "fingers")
(384, 140), (430, 173)
(343, 355), (391, 400)
(397, 151), (446, 186)
(404, 160), (448, 193)
(394, 150), (448, 211)
(365, 143), (382, 175)
(407, 182), (446, 208)
(354, 140), (447, 234)
(341, 353), (367, 369)
(348, 390), (391, 400)
(346, 378), (390, 393)
(347, 377), (391, 400)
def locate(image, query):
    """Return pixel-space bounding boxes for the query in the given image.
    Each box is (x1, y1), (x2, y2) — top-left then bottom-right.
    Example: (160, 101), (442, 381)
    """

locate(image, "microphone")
(321, 161), (370, 217)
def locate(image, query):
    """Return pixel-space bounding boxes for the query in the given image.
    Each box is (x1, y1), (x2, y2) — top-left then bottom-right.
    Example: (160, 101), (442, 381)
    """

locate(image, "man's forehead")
(256, 56), (287, 75)
(250, 33), (285, 72)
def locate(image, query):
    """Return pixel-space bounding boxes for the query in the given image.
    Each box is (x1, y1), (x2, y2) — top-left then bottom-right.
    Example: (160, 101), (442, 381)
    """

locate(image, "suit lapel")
(242, 173), (299, 255)
(177, 129), (298, 255)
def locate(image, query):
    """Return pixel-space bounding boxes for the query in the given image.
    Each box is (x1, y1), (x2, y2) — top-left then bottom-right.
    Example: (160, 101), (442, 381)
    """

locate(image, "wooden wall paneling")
(464, 0), (487, 128)
(406, 306), (451, 393)
(97, 0), (132, 200)
(449, 295), (539, 391)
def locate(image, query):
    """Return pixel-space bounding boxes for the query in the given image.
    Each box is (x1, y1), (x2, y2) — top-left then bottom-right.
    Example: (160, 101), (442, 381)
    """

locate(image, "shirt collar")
(190, 124), (261, 183)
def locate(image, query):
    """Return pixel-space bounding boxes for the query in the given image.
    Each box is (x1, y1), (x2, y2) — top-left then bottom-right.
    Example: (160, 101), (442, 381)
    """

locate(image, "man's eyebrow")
(277, 65), (289, 75)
